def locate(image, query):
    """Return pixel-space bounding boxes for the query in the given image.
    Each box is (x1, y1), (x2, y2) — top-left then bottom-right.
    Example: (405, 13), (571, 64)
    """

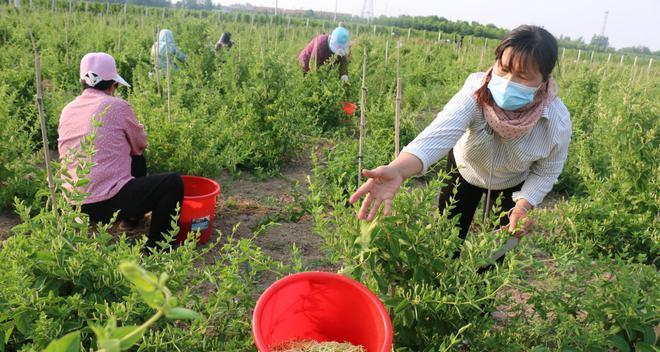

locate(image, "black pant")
(82, 155), (184, 248)
(438, 151), (522, 265)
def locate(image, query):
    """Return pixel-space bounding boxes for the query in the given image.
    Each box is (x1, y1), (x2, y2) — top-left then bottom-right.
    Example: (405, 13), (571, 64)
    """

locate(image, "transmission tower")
(600, 10), (608, 36)
(361, 0), (374, 22)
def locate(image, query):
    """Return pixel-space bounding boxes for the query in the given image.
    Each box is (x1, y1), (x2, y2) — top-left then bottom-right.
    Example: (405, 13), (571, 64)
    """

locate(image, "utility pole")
(334, 0), (338, 22)
(600, 10), (609, 37)
(361, 0), (374, 23)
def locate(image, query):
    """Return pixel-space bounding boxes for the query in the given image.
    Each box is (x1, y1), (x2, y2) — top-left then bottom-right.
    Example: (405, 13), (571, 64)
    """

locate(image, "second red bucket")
(177, 175), (221, 244)
(252, 271), (393, 352)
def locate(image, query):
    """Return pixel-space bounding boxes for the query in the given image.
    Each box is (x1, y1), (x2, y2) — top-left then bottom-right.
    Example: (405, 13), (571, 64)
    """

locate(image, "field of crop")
(0, 2), (658, 351)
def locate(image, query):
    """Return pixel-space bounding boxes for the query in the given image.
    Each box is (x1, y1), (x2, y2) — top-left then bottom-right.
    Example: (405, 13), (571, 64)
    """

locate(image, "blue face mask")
(487, 74), (539, 111)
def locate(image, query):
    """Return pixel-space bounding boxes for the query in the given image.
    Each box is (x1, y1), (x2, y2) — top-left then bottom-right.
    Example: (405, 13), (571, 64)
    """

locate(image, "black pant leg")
(477, 182), (524, 271)
(82, 173), (184, 248)
(486, 182), (524, 228)
(113, 173), (184, 247)
(438, 150), (485, 241)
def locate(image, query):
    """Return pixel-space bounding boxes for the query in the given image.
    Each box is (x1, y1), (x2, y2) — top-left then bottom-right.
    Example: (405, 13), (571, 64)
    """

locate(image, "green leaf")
(13, 312), (30, 336)
(165, 307), (202, 320)
(119, 262), (158, 292)
(43, 331), (80, 352)
(140, 289), (166, 310)
(97, 338), (121, 352)
(634, 342), (656, 352)
(90, 324), (108, 340)
(640, 325), (656, 345)
(608, 334), (631, 352)
(111, 326), (144, 350)
(3, 325), (13, 344)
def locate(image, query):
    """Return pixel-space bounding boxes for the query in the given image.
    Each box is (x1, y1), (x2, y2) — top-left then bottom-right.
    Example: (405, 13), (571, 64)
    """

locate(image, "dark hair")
(81, 79), (116, 91)
(220, 32), (233, 47)
(476, 25), (558, 107)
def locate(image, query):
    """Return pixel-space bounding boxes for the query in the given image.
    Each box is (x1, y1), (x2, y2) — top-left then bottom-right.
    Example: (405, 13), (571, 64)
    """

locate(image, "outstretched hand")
(506, 206), (534, 238)
(349, 166), (404, 221)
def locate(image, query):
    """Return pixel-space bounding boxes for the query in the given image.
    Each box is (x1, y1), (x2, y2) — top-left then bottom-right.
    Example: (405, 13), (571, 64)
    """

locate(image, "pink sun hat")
(79, 52), (130, 87)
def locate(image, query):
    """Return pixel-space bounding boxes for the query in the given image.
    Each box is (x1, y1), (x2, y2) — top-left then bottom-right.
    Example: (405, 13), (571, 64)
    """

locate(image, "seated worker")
(58, 52), (183, 249)
(298, 26), (350, 83)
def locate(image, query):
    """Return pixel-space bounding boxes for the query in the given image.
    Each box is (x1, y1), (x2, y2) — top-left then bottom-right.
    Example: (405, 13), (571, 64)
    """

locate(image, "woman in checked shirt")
(350, 25), (571, 263)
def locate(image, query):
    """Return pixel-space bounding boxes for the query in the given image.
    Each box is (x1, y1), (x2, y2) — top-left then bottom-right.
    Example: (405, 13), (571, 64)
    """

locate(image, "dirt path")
(0, 211), (20, 242)
(211, 157), (336, 272)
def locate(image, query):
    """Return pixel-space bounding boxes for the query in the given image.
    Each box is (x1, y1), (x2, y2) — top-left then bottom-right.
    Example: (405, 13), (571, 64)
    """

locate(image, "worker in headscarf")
(151, 29), (187, 72)
(214, 32), (234, 51)
(298, 26), (350, 83)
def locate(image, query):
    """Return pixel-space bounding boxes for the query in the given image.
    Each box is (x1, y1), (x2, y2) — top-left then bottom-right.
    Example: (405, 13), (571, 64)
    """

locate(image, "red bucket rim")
(341, 101), (357, 115)
(252, 271), (393, 352)
(181, 175), (221, 200)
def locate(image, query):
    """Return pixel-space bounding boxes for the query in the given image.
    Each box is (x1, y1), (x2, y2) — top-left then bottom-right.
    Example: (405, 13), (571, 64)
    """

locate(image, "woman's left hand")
(507, 200), (534, 238)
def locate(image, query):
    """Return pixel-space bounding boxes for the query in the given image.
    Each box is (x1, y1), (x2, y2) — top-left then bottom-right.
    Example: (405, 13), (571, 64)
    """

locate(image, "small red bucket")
(252, 272), (393, 352)
(177, 176), (220, 244)
(341, 101), (357, 115)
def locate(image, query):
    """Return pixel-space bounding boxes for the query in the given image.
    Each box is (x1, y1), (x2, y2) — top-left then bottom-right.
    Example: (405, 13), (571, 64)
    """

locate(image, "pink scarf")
(481, 68), (559, 139)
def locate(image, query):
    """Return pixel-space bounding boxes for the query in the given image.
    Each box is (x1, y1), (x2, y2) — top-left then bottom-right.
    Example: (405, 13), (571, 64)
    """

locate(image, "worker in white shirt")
(350, 25), (571, 260)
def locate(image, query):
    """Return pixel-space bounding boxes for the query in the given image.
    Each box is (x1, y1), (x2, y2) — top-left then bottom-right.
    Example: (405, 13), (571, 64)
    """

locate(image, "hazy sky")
(222, 0), (659, 50)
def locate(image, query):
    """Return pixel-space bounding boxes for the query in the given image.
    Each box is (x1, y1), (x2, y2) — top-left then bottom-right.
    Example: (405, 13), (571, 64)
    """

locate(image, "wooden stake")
(590, 50), (594, 63)
(29, 29), (58, 214)
(116, 26), (122, 52)
(576, 49), (581, 63)
(62, 12), (69, 58)
(165, 44), (172, 123)
(561, 48), (566, 62)
(385, 40), (389, 66)
(237, 39), (241, 63)
(358, 47), (367, 186)
(619, 54), (624, 66)
(153, 26), (161, 97)
(407, 27), (411, 40)
(259, 31), (265, 66)
(647, 58), (653, 76)
(395, 40), (401, 157)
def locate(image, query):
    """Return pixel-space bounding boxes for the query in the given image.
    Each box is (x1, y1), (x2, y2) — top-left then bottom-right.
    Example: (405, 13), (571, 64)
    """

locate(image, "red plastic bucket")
(341, 101), (357, 115)
(252, 272), (393, 352)
(176, 176), (220, 244)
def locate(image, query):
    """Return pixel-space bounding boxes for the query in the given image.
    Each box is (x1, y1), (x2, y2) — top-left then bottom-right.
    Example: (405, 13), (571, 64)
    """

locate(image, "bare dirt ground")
(211, 156), (336, 272)
(0, 211), (21, 242)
